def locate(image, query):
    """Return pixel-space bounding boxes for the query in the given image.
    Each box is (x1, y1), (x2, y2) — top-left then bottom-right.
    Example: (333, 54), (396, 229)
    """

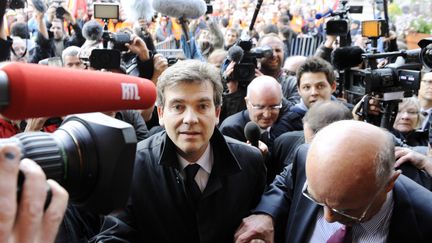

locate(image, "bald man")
(235, 120), (432, 243)
(219, 75), (299, 148)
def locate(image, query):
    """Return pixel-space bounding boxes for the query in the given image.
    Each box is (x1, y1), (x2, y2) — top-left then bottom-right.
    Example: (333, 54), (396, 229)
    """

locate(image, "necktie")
(184, 164), (202, 207)
(327, 225), (352, 243)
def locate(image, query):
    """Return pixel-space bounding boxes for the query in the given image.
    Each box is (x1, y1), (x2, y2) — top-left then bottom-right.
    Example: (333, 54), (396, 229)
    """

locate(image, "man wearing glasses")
(219, 75), (300, 150)
(418, 71), (432, 131)
(235, 120), (432, 243)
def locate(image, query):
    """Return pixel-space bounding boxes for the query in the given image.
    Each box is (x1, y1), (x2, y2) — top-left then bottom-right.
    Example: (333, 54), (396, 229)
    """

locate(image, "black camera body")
(230, 40), (273, 84)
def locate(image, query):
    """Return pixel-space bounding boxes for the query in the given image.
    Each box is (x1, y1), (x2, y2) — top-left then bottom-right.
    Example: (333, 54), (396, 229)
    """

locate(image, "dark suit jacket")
(255, 145), (432, 243)
(91, 129), (266, 243)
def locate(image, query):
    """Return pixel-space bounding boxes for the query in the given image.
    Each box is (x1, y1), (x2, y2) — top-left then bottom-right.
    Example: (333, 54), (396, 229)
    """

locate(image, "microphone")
(121, 0), (155, 22)
(315, 8), (333, 20)
(244, 121), (261, 147)
(0, 62), (157, 120)
(32, 0), (47, 13)
(331, 46), (365, 70)
(227, 45), (244, 64)
(82, 20), (103, 41)
(153, 0), (207, 19)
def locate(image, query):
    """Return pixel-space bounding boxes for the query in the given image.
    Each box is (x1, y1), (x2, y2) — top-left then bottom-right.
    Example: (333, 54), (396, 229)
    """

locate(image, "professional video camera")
(319, 0), (362, 46)
(340, 38), (432, 129)
(228, 40), (273, 84)
(6, 113), (137, 214)
(90, 3), (131, 70)
(222, 0), (273, 84)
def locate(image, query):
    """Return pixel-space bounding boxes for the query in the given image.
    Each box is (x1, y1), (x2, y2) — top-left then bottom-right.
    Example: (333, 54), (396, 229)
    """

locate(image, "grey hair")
(156, 59), (223, 107)
(62, 46), (81, 63)
(374, 131), (395, 187)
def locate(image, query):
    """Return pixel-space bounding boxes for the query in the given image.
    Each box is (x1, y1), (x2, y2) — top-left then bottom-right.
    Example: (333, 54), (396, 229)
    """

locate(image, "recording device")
(222, 0), (273, 84)
(91, 3), (132, 70)
(120, 0), (154, 22)
(0, 62), (157, 120)
(152, 0), (207, 19)
(322, 0), (362, 46)
(334, 39), (432, 129)
(32, 0), (47, 13)
(7, 113), (137, 214)
(244, 121), (261, 147)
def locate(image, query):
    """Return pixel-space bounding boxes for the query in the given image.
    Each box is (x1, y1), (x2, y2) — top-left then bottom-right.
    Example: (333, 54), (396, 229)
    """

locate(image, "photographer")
(0, 144), (68, 243)
(31, 1), (85, 63)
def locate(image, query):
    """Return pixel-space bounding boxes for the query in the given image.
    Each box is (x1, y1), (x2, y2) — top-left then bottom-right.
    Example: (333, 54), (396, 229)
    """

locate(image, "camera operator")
(256, 33), (300, 106)
(31, 2), (85, 63)
(0, 144), (68, 243)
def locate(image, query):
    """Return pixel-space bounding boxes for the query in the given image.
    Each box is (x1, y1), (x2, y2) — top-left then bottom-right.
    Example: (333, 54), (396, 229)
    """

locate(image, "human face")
(393, 105), (419, 133)
(158, 81), (221, 162)
(246, 90), (282, 129)
(225, 30), (238, 47)
(302, 180), (385, 224)
(63, 55), (84, 69)
(298, 72), (335, 108)
(418, 73), (432, 103)
(11, 39), (28, 63)
(50, 21), (64, 40)
(259, 37), (284, 72)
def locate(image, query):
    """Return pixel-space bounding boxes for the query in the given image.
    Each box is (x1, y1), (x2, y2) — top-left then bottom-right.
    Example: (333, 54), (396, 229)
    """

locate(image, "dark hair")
(296, 57), (336, 87)
(10, 22), (29, 39)
(303, 100), (353, 134)
(263, 24), (279, 35)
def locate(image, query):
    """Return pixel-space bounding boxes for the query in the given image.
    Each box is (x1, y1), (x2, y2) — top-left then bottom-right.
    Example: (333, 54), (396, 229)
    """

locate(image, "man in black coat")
(91, 60), (266, 243)
(235, 120), (432, 243)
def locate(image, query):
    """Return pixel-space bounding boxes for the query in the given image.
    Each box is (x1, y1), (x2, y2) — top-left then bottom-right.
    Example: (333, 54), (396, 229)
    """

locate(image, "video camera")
(90, 3), (131, 70)
(5, 113), (137, 214)
(322, 0), (362, 46)
(341, 39), (432, 129)
(227, 40), (273, 84)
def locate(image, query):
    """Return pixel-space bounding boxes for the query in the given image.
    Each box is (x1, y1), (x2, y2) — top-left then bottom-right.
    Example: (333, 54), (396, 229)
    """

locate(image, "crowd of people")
(1, 0), (432, 242)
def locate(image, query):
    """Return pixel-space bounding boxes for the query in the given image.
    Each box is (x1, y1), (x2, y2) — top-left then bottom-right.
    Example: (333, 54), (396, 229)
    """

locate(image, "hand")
(223, 61), (235, 81)
(324, 35), (337, 48)
(151, 53), (168, 84)
(25, 117), (48, 132)
(395, 147), (432, 175)
(0, 144), (68, 243)
(125, 35), (150, 62)
(352, 95), (380, 120)
(234, 214), (274, 243)
(63, 8), (76, 25)
(246, 140), (269, 157)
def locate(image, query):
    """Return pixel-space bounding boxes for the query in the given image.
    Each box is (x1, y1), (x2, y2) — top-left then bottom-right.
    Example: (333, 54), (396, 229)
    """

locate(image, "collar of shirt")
(178, 144), (213, 174)
(357, 190), (394, 236)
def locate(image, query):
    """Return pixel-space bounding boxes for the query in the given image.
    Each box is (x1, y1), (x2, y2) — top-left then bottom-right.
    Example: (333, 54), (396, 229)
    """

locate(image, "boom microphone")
(244, 121), (261, 147)
(315, 8), (333, 20)
(121, 0), (155, 22)
(82, 20), (103, 41)
(0, 62), (156, 120)
(228, 45), (244, 64)
(152, 0), (207, 19)
(331, 46), (365, 70)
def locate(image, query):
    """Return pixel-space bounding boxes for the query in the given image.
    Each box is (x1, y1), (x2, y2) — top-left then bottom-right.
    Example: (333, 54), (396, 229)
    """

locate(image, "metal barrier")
(288, 35), (324, 57)
(155, 38), (185, 58)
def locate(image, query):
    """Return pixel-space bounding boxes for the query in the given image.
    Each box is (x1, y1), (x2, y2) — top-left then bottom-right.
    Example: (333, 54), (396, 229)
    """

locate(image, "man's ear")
(385, 170), (401, 193)
(331, 81), (337, 92)
(157, 105), (164, 127)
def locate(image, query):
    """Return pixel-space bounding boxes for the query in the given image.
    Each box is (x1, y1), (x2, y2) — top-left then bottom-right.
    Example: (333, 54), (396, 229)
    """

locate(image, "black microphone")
(227, 45), (244, 64)
(244, 121), (261, 148)
(82, 20), (103, 41)
(331, 46), (365, 70)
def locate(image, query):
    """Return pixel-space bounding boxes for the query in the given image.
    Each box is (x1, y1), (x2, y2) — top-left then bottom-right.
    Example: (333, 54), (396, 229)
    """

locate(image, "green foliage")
(410, 16), (432, 34)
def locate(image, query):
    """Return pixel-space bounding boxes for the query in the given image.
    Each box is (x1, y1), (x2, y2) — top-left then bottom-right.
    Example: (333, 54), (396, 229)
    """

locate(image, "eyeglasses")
(398, 110), (418, 116)
(302, 181), (383, 222)
(247, 100), (282, 112)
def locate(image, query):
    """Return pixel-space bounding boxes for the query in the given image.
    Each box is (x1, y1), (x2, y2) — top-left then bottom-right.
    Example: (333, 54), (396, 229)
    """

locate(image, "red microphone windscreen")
(0, 62), (156, 120)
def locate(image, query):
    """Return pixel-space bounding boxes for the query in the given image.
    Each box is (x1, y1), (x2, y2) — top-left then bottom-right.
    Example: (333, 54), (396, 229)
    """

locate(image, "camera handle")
(358, 95), (400, 130)
(102, 18), (109, 49)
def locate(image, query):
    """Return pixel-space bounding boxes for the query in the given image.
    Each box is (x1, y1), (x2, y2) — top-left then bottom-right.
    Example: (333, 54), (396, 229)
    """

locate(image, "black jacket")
(91, 128), (266, 243)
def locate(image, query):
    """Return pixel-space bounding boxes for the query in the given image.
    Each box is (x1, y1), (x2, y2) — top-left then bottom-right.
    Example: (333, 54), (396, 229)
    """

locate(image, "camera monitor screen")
(94, 3), (119, 19)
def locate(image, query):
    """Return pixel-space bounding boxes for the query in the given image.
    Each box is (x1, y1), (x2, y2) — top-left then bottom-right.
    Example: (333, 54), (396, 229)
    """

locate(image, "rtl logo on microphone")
(121, 83), (141, 100)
